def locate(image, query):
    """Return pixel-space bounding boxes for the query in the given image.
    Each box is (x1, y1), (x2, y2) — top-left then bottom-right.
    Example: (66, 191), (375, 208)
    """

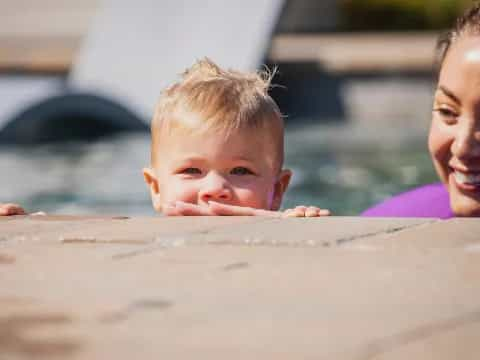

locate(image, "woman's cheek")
(428, 123), (442, 155)
(428, 121), (452, 181)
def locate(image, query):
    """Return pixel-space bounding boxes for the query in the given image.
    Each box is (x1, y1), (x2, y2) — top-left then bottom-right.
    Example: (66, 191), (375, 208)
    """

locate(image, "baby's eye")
(230, 167), (254, 175)
(181, 167), (202, 175)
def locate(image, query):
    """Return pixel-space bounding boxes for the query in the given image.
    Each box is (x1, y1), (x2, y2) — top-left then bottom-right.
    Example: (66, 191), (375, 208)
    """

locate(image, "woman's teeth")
(454, 171), (480, 185)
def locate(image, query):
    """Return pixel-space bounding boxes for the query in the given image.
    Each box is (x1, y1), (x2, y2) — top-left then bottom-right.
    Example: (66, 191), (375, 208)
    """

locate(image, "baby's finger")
(162, 203), (181, 216)
(162, 202), (212, 216)
(283, 205), (331, 218)
(282, 207), (305, 217)
(305, 206), (321, 217)
(208, 201), (254, 216)
(319, 209), (331, 216)
(304, 207), (331, 217)
(174, 201), (215, 216)
(0, 203), (26, 216)
(282, 208), (294, 217)
(208, 201), (280, 217)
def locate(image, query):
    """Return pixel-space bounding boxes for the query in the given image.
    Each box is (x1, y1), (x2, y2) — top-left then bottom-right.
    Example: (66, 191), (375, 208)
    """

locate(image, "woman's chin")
(449, 173), (480, 217)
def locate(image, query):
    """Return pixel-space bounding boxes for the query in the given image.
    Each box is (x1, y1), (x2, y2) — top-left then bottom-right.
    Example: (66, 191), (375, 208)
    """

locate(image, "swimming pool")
(0, 123), (437, 216)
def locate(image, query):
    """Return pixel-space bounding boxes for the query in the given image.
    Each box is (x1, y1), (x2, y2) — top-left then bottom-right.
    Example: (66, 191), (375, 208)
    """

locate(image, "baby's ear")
(143, 167), (162, 212)
(271, 169), (292, 211)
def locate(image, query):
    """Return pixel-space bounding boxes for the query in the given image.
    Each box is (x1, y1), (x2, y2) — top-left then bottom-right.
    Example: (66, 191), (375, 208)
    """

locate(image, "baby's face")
(144, 127), (291, 212)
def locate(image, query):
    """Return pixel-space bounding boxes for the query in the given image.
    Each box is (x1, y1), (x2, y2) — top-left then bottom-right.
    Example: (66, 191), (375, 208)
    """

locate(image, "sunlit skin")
(430, 36), (480, 216)
(0, 203), (25, 216)
(143, 126), (329, 217)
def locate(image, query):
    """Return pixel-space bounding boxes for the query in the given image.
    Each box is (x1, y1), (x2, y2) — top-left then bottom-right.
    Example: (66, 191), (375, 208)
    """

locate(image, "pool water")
(0, 124), (437, 216)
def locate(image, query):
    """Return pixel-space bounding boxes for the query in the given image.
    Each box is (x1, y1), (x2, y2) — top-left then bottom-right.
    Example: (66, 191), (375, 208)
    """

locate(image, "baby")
(1, 59), (328, 217)
(143, 58), (329, 217)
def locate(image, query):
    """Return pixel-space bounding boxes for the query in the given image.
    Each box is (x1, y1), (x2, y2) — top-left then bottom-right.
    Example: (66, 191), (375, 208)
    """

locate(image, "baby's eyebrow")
(232, 157), (254, 162)
(175, 155), (205, 162)
(170, 157), (205, 168)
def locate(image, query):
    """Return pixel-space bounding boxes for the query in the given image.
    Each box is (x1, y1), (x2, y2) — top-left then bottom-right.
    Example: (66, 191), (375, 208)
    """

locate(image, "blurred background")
(0, 0), (471, 215)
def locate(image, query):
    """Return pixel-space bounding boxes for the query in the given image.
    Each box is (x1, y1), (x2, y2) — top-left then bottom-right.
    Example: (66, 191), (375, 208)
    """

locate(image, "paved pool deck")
(0, 33), (438, 74)
(1, 215), (479, 359)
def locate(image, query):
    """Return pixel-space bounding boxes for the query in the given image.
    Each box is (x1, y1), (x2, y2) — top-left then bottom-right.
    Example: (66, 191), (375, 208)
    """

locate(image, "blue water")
(0, 123), (437, 216)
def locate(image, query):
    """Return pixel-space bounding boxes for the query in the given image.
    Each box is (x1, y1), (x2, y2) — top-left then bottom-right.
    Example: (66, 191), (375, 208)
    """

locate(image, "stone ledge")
(1, 215), (479, 359)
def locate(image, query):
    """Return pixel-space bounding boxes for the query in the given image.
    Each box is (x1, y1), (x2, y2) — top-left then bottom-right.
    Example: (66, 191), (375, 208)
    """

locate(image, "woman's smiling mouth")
(451, 168), (480, 190)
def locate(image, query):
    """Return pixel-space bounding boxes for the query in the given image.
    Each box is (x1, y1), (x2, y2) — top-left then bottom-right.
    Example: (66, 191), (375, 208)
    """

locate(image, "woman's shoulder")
(361, 183), (453, 218)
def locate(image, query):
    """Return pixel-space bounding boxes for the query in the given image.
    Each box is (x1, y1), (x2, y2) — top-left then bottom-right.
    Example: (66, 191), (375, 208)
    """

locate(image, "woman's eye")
(181, 167), (201, 175)
(231, 167), (254, 175)
(433, 107), (458, 124)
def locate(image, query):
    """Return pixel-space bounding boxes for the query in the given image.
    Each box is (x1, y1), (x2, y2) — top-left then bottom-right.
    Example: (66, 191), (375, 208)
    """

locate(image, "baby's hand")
(0, 203), (26, 216)
(163, 201), (330, 218)
(282, 205), (331, 218)
(163, 201), (280, 217)
(207, 201), (280, 217)
(163, 201), (216, 216)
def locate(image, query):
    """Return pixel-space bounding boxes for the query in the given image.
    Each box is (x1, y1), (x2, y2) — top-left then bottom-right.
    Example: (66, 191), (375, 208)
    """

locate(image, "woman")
(364, 3), (480, 218)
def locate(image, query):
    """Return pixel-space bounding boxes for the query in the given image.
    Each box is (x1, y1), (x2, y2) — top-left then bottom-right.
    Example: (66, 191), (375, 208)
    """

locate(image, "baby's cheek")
(234, 184), (273, 209)
(166, 180), (199, 204)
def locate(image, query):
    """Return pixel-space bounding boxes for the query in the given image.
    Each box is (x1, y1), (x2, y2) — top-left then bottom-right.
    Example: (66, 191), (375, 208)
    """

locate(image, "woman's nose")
(452, 121), (480, 160)
(198, 172), (232, 203)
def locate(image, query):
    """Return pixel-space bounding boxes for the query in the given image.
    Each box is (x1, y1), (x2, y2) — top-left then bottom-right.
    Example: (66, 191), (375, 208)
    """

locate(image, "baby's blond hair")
(150, 58), (284, 168)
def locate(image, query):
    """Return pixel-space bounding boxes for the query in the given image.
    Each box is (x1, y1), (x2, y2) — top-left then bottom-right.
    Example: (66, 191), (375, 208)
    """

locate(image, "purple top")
(362, 183), (454, 219)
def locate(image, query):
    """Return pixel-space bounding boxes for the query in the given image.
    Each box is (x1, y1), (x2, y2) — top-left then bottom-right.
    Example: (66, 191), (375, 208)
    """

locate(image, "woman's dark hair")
(436, 2), (480, 72)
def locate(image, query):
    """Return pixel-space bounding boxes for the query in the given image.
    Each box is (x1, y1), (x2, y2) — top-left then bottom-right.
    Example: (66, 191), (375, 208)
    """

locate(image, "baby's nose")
(199, 173), (232, 203)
